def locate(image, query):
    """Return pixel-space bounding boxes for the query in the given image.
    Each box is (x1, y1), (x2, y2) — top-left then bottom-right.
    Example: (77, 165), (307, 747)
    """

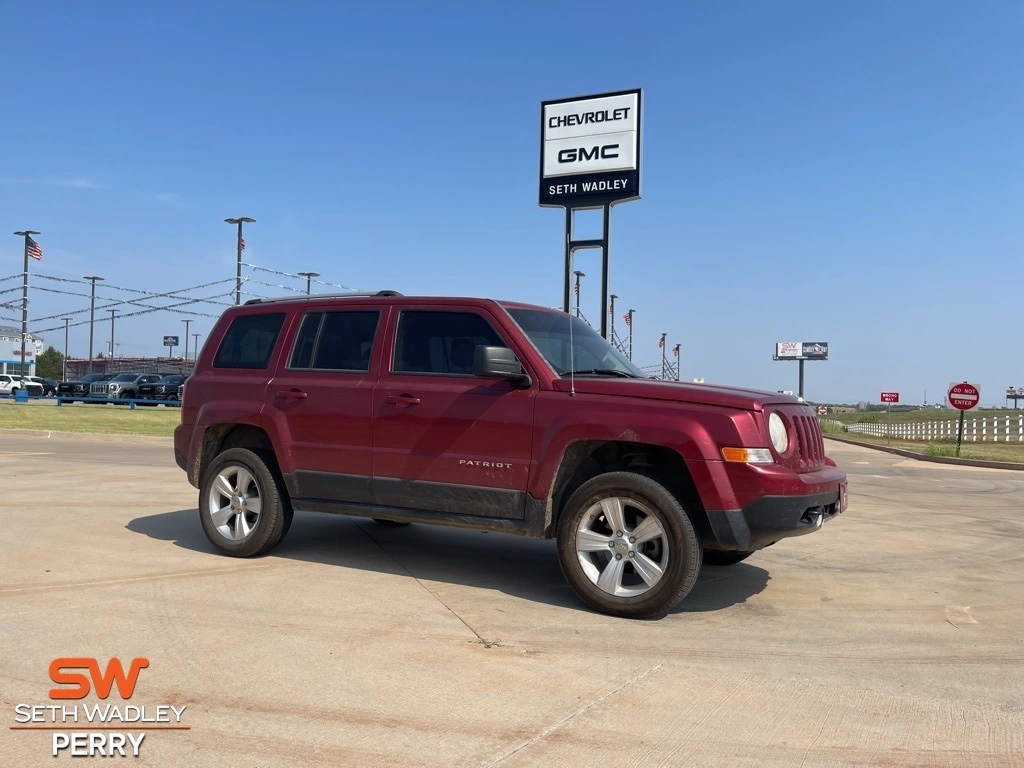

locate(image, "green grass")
(0, 400), (180, 437)
(828, 431), (1024, 464)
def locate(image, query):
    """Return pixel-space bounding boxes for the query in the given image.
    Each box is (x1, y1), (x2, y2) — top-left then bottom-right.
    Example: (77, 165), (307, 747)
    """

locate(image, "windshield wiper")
(562, 368), (639, 378)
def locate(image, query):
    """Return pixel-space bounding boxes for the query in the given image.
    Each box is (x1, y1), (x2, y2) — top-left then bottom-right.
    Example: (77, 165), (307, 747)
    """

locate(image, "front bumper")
(705, 468), (847, 552)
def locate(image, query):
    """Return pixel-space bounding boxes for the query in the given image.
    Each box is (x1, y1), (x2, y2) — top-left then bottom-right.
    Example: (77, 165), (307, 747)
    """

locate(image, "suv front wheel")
(556, 472), (702, 619)
(199, 448), (292, 557)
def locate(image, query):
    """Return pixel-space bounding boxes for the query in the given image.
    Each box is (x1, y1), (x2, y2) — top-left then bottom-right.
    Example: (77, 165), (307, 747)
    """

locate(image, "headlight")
(768, 412), (789, 454)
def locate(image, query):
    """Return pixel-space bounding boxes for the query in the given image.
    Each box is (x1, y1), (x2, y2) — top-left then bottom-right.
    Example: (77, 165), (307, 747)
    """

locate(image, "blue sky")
(0, 1), (1020, 405)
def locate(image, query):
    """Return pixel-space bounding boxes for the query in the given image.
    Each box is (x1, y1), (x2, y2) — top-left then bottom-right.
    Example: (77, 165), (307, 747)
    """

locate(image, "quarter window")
(393, 311), (507, 375)
(288, 311), (380, 372)
(213, 313), (286, 370)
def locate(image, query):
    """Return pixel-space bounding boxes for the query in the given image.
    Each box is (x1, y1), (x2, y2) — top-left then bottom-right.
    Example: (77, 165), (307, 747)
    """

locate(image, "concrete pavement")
(1, 435), (1021, 766)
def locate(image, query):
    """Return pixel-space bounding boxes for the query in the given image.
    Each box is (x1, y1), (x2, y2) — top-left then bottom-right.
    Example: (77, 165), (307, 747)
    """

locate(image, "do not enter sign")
(948, 382), (980, 411)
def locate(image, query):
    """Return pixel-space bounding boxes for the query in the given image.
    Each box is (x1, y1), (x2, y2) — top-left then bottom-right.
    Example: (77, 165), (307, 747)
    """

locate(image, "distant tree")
(95, 351), (105, 359)
(36, 346), (65, 380)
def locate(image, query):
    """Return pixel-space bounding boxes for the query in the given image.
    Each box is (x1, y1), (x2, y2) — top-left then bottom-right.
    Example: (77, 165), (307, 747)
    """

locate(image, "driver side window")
(392, 311), (507, 376)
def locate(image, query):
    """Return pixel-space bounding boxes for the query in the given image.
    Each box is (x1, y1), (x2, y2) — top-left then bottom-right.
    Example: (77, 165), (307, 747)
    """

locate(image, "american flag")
(623, 312), (631, 326)
(573, 282), (578, 295)
(658, 336), (665, 349)
(673, 344), (680, 357)
(239, 236), (246, 251)
(26, 236), (42, 261)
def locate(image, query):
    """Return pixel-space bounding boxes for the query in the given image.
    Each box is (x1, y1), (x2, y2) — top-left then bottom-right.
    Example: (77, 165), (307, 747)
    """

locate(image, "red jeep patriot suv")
(175, 292), (846, 618)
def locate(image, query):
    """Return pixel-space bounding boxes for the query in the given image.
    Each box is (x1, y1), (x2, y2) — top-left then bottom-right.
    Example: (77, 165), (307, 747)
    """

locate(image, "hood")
(551, 377), (802, 411)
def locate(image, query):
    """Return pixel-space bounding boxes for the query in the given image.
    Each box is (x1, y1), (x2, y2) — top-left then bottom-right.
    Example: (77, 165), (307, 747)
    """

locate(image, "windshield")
(507, 308), (644, 378)
(111, 374), (136, 382)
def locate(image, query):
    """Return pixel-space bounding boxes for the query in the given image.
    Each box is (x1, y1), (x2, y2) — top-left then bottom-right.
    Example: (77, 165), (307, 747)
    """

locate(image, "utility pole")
(573, 270), (585, 318)
(298, 271), (320, 295)
(225, 217), (255, 305)
(182, 319), (192, 370)
(83, 276), (104, 373)
(63, 318), (70, 381)
(13, 230), (40, 377)
(108, 310), (117, 369)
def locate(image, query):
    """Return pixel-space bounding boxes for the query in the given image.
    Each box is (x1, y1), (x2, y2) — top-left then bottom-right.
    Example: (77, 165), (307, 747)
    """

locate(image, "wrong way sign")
(947, 382), (980, 411)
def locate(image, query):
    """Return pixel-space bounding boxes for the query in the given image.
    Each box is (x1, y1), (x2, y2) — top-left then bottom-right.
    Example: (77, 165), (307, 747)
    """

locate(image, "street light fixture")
(83, 275), (105, 373)
(573, 270), (586, 318)
(225, 217), (255, 305)
(297, 272), (320, 295)
(13, 231), (40, 377)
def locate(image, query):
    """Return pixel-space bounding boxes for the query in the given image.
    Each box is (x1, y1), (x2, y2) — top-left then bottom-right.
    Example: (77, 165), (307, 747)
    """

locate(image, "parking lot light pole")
(182, 319), (192, 371)
(573, 270), (585, 318)
(13, 231), (40, 377)
(83, 276), (104, 374)
(225, 217), (255, 305)
(63, 318), (70, 381)
(108, 310), (117, 367)
(298, 271), (320, 295)
(609, 293), (618, 343)
(192, 333), (201, 363)
(626, 309), (635, 360)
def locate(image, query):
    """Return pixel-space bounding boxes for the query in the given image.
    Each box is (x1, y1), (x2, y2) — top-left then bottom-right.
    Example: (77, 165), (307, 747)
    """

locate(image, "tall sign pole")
(773, 341), (829, 399)
(540, 89), (642, 339)
(609, 294), (617, 343)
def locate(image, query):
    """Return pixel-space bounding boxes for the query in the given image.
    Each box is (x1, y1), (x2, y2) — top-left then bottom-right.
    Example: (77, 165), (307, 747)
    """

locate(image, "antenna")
(568, 311), (576, 398)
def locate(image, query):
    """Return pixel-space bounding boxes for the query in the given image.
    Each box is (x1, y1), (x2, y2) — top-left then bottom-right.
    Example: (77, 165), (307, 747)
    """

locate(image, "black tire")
(198, 448), (293, 557)
(372, 518), (411, 527)
(702, 549), (755, 566)
(556, 471), (702, 619)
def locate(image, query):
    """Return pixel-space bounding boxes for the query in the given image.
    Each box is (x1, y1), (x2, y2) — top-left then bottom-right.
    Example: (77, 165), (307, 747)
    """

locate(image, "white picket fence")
(842, 415), (1024, 442)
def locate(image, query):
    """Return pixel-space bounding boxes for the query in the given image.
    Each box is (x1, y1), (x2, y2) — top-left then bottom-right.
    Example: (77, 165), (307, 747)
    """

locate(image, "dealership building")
(0, 326), (44, 376)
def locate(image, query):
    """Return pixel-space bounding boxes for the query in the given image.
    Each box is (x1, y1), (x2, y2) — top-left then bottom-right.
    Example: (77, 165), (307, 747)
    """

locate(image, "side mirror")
(473, 346), (530, 387)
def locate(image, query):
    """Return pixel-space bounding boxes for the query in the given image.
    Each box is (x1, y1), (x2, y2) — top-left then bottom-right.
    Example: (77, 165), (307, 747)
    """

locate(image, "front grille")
(793, 415), (825, 470)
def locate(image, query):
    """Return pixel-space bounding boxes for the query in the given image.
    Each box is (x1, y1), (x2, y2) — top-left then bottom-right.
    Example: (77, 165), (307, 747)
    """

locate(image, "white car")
(0, 374), (45, 396)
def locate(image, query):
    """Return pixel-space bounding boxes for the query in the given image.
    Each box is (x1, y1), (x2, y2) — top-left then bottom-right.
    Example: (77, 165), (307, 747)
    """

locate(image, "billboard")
(774, 341), (829, 361)
(163, 336), (179, 347)
(540, 89), (641, 206)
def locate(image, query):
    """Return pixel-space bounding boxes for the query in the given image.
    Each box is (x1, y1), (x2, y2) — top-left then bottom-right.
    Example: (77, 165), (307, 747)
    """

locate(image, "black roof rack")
(244, 290), (403, 306)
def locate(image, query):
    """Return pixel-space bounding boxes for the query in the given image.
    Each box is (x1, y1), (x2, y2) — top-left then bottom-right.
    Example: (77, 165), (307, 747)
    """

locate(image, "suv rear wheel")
(199, 448), (292, 557)
(556, 471), (701, 619)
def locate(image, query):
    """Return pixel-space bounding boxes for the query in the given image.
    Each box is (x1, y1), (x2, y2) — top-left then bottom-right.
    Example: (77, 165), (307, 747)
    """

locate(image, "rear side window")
(214, 313), (286, 369)
(393, 311), (505, 375)
(288, 311), (380, 371)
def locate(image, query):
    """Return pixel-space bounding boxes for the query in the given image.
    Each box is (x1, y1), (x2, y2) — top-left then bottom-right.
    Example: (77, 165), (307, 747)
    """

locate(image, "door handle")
(384, 394), (421, 407)
(276, 388), (308, 400)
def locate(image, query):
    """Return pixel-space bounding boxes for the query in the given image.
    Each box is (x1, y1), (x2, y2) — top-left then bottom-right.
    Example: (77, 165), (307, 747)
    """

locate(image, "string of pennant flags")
(4, 233), (684, 377)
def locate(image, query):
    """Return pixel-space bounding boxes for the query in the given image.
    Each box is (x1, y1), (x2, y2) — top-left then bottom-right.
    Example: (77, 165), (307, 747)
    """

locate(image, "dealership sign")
(773, 341), (829, 361)
(540, 89), (641, 206)
(10, 347), (35, 361)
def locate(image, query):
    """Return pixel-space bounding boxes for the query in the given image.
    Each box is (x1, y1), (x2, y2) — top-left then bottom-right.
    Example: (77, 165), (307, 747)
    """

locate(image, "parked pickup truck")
(0, 374), (45, 396)
(174, 292), (847, 618)
(90, 373), (162, 399)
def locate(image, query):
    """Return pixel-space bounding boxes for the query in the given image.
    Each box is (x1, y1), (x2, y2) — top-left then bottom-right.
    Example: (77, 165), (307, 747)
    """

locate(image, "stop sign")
(947, 382), (980, 411)
(817, 405), (827, 416)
